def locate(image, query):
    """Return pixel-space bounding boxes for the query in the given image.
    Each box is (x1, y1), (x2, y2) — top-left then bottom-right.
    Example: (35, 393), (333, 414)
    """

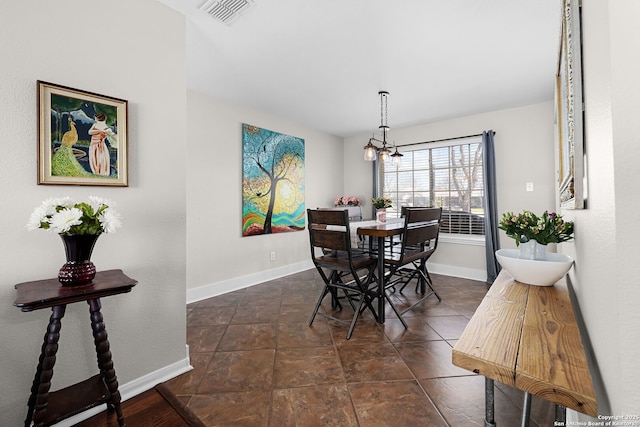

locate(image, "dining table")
(351, 218), (405, 323)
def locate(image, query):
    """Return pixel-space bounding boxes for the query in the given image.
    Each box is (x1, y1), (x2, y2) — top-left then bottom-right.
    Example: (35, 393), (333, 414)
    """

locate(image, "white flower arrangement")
(27, 196), (122, 235)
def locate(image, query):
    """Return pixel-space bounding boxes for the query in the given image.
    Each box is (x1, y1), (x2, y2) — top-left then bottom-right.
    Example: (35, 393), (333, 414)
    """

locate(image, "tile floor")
(166, 269), (556, 426)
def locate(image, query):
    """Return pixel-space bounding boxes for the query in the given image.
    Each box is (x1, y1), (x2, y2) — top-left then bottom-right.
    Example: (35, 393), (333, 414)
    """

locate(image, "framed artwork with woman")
(37, 81), (128, 186)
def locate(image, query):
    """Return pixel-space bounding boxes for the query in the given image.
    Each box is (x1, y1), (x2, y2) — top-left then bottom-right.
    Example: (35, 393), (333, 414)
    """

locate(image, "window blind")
(379, 135), (485, 236)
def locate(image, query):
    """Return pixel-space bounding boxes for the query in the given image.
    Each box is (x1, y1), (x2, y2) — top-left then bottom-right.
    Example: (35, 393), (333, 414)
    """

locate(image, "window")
(379, 136), (485, 238)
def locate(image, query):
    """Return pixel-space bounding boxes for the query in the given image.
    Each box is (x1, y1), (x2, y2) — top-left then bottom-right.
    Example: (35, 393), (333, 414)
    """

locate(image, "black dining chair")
(384, 207), (442, 320)
(318, 206), (369, 253)
(306, 209), (379, 339)
(317, 205), (363, 221)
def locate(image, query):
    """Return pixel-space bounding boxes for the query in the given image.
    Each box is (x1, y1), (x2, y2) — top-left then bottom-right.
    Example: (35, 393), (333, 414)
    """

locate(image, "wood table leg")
(485, 377), (496, 427)
(88, 298), (125, 427)
(26, 305), (66, 427)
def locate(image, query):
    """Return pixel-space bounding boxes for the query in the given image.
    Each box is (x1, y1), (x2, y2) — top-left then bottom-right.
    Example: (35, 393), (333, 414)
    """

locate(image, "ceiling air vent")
(200, 0), (255, 24)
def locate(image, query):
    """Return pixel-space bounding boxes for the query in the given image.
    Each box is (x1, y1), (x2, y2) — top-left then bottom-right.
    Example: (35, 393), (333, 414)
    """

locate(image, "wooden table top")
(14, 269), (137, 312)
(355, 219), (404, 237)
(452, 270), (597, 416)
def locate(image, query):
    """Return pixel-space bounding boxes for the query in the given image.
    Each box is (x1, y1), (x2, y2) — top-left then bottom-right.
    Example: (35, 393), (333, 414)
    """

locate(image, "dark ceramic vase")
(58, 234), (99, 286)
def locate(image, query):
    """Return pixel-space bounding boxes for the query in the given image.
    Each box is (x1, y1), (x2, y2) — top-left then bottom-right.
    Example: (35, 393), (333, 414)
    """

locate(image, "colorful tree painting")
(242, 124), (305, 236)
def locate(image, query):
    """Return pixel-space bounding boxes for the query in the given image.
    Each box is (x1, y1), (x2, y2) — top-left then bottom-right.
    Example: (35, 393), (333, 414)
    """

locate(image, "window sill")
(439, 234), (485, 246)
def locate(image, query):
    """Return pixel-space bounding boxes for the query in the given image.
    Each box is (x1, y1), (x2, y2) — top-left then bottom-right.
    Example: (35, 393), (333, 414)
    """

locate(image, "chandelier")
(363, 91), (403, 165)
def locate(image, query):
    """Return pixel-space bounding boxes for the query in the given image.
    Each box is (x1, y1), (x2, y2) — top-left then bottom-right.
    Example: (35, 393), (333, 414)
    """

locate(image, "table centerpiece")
(496, 210), (574, 286)
(371, 197), (392, 223)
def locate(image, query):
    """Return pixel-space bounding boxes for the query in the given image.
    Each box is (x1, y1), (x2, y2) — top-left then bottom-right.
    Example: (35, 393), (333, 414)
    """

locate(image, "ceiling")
(157, 0), (562, 137)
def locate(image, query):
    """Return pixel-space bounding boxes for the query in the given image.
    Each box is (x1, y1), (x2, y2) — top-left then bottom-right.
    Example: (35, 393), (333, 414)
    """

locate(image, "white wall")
(564, 0), (640, 418)
(343, 102), (557, 281)
(186, 90), (344, 298)
(0, 1), (188, 425)
(2, 0), (634, 423)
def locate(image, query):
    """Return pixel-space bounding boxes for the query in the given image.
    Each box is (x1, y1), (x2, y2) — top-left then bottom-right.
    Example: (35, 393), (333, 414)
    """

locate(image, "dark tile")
(188, 391), (270, 427)
(187, 325), (226, 353)
(424, 315), (471, 340)
(196, 349), (275, 393)
(329, 318), (388, 345)
(278, 303), (318, 323)
(280, 290), (322, 305)
(430, 286), (465, 299)
(270, 385), (358, 427)
(393, 298), (464, 317)
(187, 306), (236, 326)
(273, 346), (345, 388)
(494, 381), (557, 426)
(381, 317), (441, 342)
(348, 380), (448, 426)
(419, 376), (489, 426)
(420, 376), (528, 427)
(164, 269), (555, 427)
(320, 299), (376, 322)
(277, 321), (333, 348)
(337, 343), (413, 383)
(230, 305), (281, 324)
(189, 292), (243, 308)
(239, 292), (282, 306)
(217, 323), (277, 351)
(394, 340), (472, 379)
(165, 352), (212, 395)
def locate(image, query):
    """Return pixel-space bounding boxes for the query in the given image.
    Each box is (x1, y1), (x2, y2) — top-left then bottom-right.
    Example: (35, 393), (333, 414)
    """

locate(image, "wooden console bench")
(452, 269), (597, 426)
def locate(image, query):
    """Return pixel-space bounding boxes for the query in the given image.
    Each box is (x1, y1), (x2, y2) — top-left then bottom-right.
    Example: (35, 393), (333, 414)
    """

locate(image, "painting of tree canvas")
(242, 124), (305, 236)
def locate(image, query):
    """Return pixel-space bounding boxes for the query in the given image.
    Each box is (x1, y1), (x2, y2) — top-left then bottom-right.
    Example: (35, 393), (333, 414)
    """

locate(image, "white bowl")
(495, 249), (574, 287)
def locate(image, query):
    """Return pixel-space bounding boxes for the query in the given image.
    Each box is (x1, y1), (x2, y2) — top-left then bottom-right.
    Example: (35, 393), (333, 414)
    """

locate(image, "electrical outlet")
(270, 251), (276, 261)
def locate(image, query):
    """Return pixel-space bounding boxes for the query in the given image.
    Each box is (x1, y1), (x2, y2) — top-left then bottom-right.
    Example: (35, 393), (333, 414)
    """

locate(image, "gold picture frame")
(38, 81), (128, 186)
(555, 0), (585, 209)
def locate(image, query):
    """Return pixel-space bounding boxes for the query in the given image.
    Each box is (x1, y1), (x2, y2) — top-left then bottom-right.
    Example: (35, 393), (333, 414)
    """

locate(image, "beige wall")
(0, 1), (188, 425)
(186, 90), (344, 298)
(565, 0), (640, 419)
(343, 101), (557, 281)
(1, 0), (636, 423)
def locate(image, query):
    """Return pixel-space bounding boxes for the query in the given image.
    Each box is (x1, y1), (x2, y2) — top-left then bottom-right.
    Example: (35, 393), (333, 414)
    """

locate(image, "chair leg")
(385, 267), (442, 317)
(309, 285), (330, 326)
(384, 291), (408, 329)
(416, 262), (426, 294)
(328, 271), (342, 309)
(421, 268), (441, 302)
(346, 292), (367, 339)
(330, 287), (344, 309)
(310, 265), (379, 340)
(396, 267), (417, 294)
(362, 296), (379, 323)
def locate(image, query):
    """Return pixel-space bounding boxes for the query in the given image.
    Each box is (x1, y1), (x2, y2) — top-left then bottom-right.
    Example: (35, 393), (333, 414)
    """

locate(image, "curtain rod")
(395, 131), (495, 148)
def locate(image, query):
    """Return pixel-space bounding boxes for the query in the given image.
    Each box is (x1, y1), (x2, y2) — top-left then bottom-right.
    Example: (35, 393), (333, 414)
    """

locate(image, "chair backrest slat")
(404, 207), (442, 224)
(317, 206), (363, 221)
(405, 222), (439, 247)
(312, 228), (348, 251)
(396, 207), (442, 262)
(307, 209), (351, 253)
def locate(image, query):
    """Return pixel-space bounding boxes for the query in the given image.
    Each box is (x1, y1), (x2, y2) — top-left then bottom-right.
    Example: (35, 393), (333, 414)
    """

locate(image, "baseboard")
(54, 345), (193, 426)
(186, 260), (486, 306)
(427, 262), (487, 282)
(186, 260), (314, 304)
